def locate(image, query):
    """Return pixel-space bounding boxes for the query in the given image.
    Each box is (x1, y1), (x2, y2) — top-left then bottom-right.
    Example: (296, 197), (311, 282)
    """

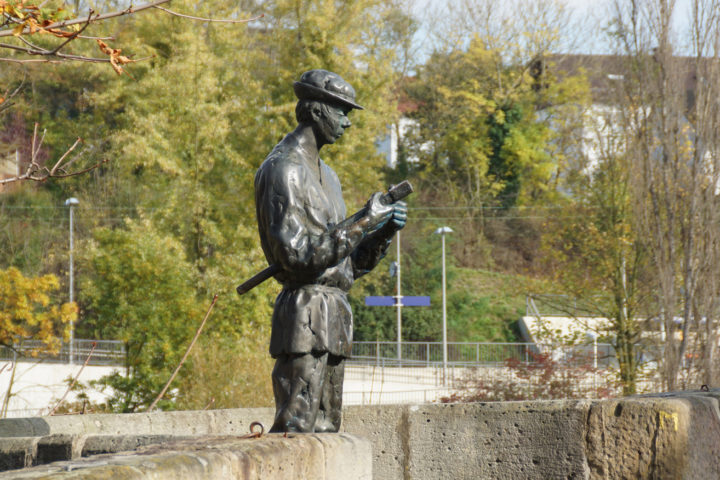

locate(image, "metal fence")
(349, 341), (616, 368)
(0, 339), (125, 366)
(342, 362), (622, 406)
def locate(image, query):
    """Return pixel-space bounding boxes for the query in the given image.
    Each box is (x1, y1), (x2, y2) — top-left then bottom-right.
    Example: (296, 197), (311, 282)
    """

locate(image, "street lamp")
(433, 226), (453, 384)
(394, 231), (402, 362)
(65, 197), (79, 364)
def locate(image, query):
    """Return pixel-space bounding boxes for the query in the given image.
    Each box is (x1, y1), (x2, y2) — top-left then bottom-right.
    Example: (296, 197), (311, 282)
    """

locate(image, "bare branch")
(49, 137), (82, 175)
(15, 34), (45, 52)
(1, 36), (114, 63)
(31, 123), (39, 164)
(41, 53), (114, 63)
(50, 157), (108, 178)
(47, 342), (96, 416)
(0, 57), (59, 64)
(48, 10), (95, 56)
(0, 132), (108, 186)
(147, 294), (218, 412)
(154, 6), (265, 24)
(74, 34), (115, 40)
(0, 0), (172, 39)
(0, 72), (25, 113)
(0, 363), (13, 375)
(0, 41), (116, 63)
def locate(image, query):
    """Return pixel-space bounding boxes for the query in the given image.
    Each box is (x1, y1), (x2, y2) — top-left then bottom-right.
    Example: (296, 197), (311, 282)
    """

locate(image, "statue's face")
(315, 104), (352, 146)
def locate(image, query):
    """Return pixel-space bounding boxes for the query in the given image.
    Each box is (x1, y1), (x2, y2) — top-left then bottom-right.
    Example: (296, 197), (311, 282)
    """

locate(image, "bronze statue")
(252, 70), (407, 432)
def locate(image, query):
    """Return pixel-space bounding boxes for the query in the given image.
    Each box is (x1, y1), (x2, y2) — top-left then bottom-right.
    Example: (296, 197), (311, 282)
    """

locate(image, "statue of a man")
(254, 69), (407, 433)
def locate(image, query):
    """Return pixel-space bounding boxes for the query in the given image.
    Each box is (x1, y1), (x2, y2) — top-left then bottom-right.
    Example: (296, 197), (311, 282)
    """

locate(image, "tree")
(541, 132), (648, 395)
(0, 0), (152, 183)
(78, 220), (202, 411)
(0, 265), (76, 353)
(0, 0), (262, 185)
(400, 0), (589, 270)
(608, 0), (720, 390)
(0, 0), (170, 68)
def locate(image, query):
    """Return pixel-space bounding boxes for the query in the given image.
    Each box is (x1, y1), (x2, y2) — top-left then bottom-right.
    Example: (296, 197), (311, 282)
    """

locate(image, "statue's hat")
(293, 69), (364, 110)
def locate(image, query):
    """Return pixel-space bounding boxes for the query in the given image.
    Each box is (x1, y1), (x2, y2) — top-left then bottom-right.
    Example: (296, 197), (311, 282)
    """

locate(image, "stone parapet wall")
(0, 408), (275, 438)
(0, 434), (371, 480)
(343, 390), (720, 479)
(0, 389), (718, 479)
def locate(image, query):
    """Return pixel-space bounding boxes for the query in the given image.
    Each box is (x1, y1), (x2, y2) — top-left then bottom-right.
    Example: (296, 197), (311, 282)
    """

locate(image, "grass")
(446, 268), (558, 342)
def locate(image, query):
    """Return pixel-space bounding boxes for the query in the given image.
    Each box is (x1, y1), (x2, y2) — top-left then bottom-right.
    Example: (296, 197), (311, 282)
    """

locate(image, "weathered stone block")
(2, 389), (719, 479)
(35, 434), (83, 465)
(585, 391), (720, 479)
(0, 434), (372, 480)
(0, 408), (275, 438)
(0, 437), (38, 471)
(81, 435), (194, 457)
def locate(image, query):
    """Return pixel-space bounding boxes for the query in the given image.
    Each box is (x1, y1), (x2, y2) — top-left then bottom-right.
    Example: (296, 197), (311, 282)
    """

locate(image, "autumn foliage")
(0, 266), (76, 353)
(441, 350), (617, 403)
(0, 0), (74, 37)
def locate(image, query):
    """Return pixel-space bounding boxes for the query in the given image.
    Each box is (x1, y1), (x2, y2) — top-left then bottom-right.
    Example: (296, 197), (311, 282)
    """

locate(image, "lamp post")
(65, 197), (79, 364)
(433, 226), (453, 385)
(391, 231), (402, 362)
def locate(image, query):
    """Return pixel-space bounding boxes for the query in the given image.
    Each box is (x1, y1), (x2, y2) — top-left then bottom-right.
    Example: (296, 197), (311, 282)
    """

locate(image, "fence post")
(476, 343), (480, 363)
(426, 343), (430, 367)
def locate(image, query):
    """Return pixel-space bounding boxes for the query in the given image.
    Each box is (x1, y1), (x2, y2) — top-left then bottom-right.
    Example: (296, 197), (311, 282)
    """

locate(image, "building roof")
(535, 53), (703, 108)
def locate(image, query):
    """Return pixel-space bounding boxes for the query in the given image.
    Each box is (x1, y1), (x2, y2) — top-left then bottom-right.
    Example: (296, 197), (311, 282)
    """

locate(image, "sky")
(409, 0), (696, 60)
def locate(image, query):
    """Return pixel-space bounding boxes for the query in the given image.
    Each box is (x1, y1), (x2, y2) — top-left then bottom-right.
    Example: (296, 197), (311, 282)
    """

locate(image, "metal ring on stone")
(249, 421), (265, 436)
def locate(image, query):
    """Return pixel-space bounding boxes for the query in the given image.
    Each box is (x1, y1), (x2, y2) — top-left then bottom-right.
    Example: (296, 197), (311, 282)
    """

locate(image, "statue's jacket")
(255, 132), (389, 359)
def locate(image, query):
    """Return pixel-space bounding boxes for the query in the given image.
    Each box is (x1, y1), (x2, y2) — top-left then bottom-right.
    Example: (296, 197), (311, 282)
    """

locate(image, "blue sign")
(365, 296), (431, 307)
(402, 296), (431, 307)
(365, 296), (395, 306)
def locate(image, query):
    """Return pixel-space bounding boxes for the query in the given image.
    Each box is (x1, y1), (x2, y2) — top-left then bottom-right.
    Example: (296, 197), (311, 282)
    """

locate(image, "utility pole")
(434, 226), (453, 385)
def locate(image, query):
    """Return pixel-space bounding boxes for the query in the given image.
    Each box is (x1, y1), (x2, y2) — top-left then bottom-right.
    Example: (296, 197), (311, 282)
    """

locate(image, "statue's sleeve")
(258, 163), (364, 275)
(351, 225), (394, 279)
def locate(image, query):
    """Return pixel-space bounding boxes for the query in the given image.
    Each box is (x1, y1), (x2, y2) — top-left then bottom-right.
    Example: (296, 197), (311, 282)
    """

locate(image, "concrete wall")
(0, 389), (718, 479)
(0, 362), (119, 417)
(343, 390), (720, 479)
(0, 434), (372, 480)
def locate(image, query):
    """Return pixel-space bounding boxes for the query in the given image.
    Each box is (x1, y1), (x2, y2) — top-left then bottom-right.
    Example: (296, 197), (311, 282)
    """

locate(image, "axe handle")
(236, 180), (413, 296)
(236, 263), (281, 296)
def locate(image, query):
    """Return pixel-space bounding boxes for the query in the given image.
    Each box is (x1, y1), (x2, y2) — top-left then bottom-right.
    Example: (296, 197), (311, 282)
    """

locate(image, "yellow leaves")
(0, 0), (24, 19)
(4, 1), (73, 38)
(97, 40), (135, 76)
(0, 267), (75, 353)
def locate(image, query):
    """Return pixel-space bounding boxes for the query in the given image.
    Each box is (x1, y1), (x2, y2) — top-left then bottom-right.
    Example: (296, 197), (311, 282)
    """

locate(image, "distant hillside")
(351, 265), (556, 344)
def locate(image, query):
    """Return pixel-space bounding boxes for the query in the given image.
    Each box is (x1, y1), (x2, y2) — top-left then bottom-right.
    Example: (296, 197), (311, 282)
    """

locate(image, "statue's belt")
(280, 283), (348, 294)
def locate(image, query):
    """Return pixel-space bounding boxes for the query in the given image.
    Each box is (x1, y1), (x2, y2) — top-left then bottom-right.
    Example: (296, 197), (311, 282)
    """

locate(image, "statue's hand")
(388, 201), (407, 231)
(365, 192), (394, 234)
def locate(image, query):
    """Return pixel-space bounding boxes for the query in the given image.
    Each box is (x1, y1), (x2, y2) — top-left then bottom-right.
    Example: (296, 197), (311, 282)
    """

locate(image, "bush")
(442, 350), (617, 402)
